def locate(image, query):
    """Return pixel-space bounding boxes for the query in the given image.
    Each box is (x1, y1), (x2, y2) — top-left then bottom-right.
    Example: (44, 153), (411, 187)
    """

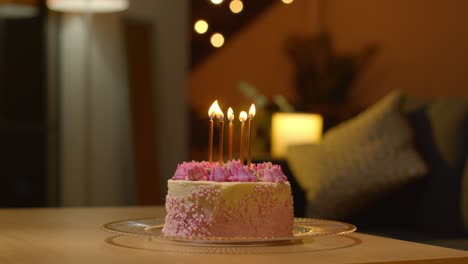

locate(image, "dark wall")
(0, 8), (47, 207)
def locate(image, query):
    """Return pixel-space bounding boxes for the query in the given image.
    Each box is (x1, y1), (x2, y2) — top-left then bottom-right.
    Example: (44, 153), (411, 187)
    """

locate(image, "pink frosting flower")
(226, 161), (242, 181)
(172, 161), (214, 181)
(172, 162), (188, 180)
(173, 160), (286, 182)
(199, 161), (217, 173)
(228, 160), (256, 182)
(259, 164), (287, 183)
(209, 166), (230, 182)
(186, 163), (209, 181)
(253, 162), (268, 172)
(238, 167), (256, 182)
(254, 162), (288, 182)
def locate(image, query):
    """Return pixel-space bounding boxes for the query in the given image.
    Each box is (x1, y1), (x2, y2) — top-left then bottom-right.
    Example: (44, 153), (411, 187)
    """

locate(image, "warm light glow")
(210, 0), (223, 4)
(271, 113), (323, 157)
(281, 0), (294, 4)
(210, 33), (225, 48)
(229, 0), (243, 13)
(239, 111), (247, 123)
(208, 100), (218, 120)
(227, 107), (234, 122)
(215, 102), (224, 120)
(194, 19), (209, 34)
(248, 104), (256, 119)
(47, 0), (129, 13)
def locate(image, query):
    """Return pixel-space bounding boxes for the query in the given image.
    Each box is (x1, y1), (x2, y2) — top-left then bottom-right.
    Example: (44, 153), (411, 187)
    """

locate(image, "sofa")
(285, 90), (468, 250)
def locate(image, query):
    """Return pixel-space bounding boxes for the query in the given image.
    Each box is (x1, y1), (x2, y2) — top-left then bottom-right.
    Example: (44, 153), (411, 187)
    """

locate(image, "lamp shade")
(47, 0), (129, 13)
(271, 112), (323, 157)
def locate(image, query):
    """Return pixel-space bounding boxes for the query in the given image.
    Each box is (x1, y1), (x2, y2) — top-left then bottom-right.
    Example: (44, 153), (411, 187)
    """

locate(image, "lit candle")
(247, 104), (256, 168)
(208, 100), (217, 162)
(227, 107), (234, 160)
(239, 111), (247, 164)
(215, 103), (225, 165)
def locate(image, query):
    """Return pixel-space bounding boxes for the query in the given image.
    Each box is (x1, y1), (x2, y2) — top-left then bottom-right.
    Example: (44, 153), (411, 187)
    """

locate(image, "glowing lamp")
(47, 0), (129, 13)
(271, 113), (323, 157)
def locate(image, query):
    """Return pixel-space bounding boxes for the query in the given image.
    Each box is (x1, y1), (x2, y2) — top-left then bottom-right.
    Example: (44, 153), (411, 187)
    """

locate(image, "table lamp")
(47, 0), (128, 13)
(46, 0), (129, 206)
(271, 112), (323, 157)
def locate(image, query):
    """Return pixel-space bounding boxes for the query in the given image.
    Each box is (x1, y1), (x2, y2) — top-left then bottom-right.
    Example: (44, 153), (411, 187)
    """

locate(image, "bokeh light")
(210, 33), (225, 48)
(194, 20), (209, 34)
(229, 0), (243, 14)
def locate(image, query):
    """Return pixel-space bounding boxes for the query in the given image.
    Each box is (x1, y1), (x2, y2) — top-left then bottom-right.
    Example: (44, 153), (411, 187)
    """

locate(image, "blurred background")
(1, 0), (467, 208)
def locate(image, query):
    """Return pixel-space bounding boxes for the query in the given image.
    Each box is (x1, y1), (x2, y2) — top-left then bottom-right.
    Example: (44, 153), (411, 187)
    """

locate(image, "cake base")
(162, 180), (294, 238)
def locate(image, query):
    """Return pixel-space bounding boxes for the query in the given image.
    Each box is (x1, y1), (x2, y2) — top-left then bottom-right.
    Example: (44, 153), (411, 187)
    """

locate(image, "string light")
(229, 0), (243, 14)
(210, 33), (225, 48)
(194, 20), (209, 34)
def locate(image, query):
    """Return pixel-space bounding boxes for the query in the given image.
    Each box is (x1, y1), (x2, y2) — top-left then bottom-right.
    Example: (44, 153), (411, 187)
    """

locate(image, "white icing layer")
(162, 180), (294, 238)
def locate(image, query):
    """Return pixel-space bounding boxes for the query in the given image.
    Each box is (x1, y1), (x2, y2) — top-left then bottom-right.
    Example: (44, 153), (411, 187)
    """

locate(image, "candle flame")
(209, 100), (218, 119)
(215, 102), (224, 120)
(227, 107), (234, 122)
(239, 111), (247, 123)
(248, 104), (256, 119)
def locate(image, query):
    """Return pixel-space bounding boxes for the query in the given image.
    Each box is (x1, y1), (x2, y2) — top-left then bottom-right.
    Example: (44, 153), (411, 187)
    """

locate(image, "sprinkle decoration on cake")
(162, 160), (294, 238)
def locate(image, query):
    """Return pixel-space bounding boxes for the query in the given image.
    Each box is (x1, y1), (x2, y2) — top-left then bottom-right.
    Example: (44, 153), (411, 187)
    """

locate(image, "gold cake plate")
(102, 218), (356, 246)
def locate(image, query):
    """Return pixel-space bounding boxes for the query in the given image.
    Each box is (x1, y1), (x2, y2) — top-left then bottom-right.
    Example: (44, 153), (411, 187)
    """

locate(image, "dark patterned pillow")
(287, 90), (427, 220)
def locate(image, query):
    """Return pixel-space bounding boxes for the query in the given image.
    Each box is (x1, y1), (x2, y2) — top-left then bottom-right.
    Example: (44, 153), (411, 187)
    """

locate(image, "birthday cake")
(162, 160), (294, 238)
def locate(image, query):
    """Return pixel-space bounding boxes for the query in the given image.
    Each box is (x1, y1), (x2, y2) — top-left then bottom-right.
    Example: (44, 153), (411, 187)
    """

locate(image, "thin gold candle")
(239, 111), (247, 164)
(227, 107), (234, 160)
(215, 103), (225, 165)
(208, 100), (217, 162)
(247, 104), (256, 168)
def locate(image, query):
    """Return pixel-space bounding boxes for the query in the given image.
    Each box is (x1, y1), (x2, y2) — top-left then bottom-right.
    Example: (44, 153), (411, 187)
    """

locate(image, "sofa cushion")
(286, 90), (427, 220)
(357, 100), (468, 235)
(463, 158), (468, 232)
(406, 98), (468, 235)
(426, 99), (468, 168)
(404, 105), (462, 235)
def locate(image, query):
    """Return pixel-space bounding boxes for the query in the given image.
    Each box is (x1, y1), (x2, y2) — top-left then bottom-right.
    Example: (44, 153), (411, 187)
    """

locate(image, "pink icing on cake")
(171, 160), (287, 183)
(162, 161), (294, 238)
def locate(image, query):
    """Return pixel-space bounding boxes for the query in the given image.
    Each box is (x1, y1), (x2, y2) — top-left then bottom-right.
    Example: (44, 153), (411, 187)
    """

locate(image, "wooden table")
(1, 207), (467, 264)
